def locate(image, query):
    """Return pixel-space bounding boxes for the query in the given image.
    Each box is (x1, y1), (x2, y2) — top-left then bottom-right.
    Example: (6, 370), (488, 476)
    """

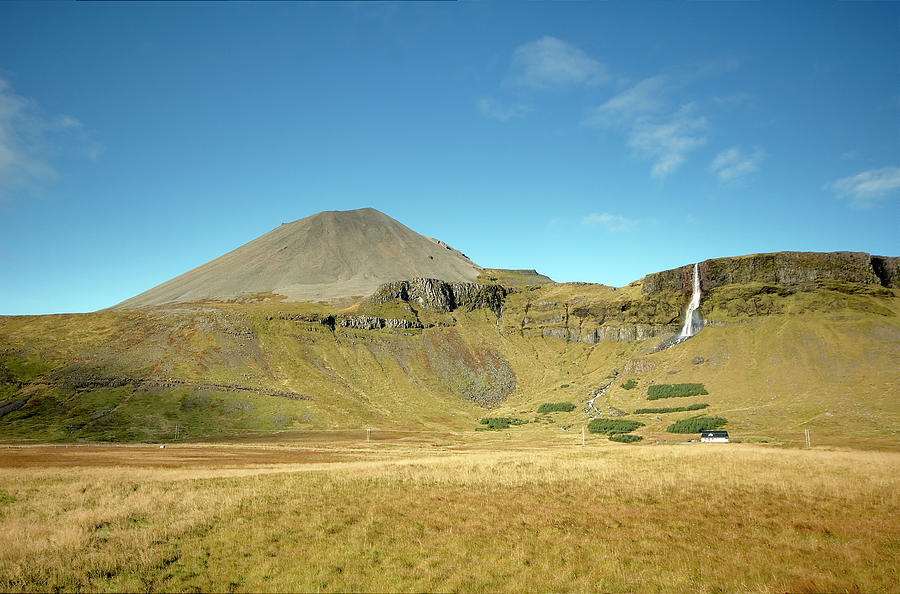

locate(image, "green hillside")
(1, 270), (898, 448)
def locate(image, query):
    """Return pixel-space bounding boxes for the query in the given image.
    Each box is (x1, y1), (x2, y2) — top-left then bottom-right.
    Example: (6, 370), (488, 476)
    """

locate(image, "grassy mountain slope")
(2, 270), (898, 448)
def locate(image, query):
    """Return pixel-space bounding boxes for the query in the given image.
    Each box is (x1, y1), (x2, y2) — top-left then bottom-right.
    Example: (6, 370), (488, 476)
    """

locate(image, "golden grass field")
(1, 440), (897, 593)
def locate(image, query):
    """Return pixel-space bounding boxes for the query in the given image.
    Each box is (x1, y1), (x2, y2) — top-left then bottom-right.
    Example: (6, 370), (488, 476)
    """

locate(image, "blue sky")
(1, 1), (898, 315)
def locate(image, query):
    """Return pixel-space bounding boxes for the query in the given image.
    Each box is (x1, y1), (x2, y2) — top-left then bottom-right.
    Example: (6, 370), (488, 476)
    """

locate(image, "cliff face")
(642, 252), (900, 294)
(369, 278), (508, 315)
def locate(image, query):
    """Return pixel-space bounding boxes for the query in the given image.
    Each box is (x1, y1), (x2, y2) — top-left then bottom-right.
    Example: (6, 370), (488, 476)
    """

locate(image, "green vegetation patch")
(0, 356), (54, 400)
(621, 379), (637, 390)
(0, 383), (312, 442)
(667, 417), (728, 434)
(587, 419), (644, 435)
(609, 434), (642, 443)
(478, 417), (528, 431)
(634, 403), (710, 414)
(0, 356), (53, 383)
(647, 383), (708, 400)
(537, 402), (576, 413)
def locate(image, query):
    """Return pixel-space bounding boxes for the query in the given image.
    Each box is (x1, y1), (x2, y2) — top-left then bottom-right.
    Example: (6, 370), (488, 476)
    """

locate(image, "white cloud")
(825, 166), (900, 207)
(711, 92), (752, 106)
(58, 115), (82, 129)
(583, 76), (666, 125)
(0, 78), (56, 197)
(0, 76), (93, 200)
(584, 78), (707, 179)
(86, 143), (105, 161)
(708, 146), (765, 183)
(627, 104), (707, 179)
(477, 97), (532, 122)
(581, 212), (638, 232)
(508, 36), (608, 89)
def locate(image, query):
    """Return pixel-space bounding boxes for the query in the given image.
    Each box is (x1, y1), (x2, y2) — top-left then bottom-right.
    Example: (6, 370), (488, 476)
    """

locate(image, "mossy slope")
(1, 273), (898, 447)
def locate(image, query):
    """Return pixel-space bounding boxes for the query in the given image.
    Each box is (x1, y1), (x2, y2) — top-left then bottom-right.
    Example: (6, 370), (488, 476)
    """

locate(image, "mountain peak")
(114, 209), (482, 309)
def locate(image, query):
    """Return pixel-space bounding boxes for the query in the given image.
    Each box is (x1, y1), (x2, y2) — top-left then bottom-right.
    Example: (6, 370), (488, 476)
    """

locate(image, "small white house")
(701, 430), (729, 443)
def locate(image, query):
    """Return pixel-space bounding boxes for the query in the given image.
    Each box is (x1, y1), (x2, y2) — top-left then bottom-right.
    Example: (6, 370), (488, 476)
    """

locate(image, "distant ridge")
(113, 208), (483, 309)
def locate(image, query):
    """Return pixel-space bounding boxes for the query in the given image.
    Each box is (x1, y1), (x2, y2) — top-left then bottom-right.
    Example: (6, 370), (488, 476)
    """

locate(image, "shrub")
(621, 379), (637, 390)
(666, 417), (727, 433)
(647, 383), (708, 400)
(479, 417), (528, 430)
(537, 402), (576, 413)
(634, 403), (710, 414)
(587, 419), (644, 435)
(609, 434), (642, 443)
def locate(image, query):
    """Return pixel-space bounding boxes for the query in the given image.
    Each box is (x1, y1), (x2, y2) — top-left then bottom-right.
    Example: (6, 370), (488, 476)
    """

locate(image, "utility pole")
(805, 429), (811, 448)
(582, 426), (585, 447)
(366, 427), (370, 442)
(174, 424), (179, 441)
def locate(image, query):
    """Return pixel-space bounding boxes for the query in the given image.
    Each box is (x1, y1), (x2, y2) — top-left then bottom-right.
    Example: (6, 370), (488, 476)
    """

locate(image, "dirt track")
(0, 445), (358, 469)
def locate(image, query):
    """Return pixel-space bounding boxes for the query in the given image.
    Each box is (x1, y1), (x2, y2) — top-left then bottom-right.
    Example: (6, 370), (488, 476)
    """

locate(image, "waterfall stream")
(678, 262), (702, 339)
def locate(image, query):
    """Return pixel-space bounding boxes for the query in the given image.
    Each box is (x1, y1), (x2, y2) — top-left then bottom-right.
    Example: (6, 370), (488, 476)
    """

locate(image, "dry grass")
(0, 443), (897, 592)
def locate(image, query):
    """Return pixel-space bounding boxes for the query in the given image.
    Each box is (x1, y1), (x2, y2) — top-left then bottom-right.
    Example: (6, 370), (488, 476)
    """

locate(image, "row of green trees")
(666, 417), (727, 433)
(478, 417), (528, 430)
(647, 383), (708, 400)
(587, 418), (644, 435)
(634, 403), (709, 414)
(609, 433), (642, 443)
(537, 402), (576, 413)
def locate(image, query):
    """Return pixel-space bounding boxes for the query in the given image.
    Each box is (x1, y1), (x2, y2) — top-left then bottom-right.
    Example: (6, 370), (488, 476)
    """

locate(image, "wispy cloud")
(627, 104), (707, 179)
(508, 36), (608, 89)
(583, 75), (666, 125)
(824, 166), (900, 207)
(476, 97), (532, 122)
(0, 77), (56, 197)
(58, 115), (82, 129)
(708, 146), (765, 183)
(0, 76), (94, 201)
(581, 212), (638, 232)
(711, 92), (752, 107)
(584, 77), (706, 179)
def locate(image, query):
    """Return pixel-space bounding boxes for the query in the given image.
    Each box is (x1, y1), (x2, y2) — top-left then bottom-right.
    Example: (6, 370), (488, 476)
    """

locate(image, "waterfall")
(679, 263), (702, 339)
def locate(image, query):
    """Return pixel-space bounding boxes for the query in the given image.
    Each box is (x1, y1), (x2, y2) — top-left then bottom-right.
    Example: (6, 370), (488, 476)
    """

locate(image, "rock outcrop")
(870, 256), (900, 288)
(642, 251), (900, 294)
(336, 315), (424, 330)
(574, 325), (672, 343)
(268, 312), (427, 331)
(369, 278), (508, 315)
